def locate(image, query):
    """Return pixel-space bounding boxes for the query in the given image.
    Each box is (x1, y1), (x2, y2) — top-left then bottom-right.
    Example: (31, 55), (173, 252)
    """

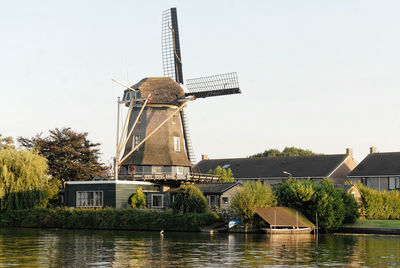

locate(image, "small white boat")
(261, 227), (314, 234)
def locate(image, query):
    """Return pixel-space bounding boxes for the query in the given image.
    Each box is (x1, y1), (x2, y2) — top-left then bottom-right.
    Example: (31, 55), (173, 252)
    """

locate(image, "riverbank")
(0, 208), (219, 232)
(337, 219), (400, 235)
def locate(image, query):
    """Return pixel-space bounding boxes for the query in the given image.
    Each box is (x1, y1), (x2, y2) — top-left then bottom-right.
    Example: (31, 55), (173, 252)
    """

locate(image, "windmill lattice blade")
(162, 8), (183, 83)
(185, 72), (241, 98)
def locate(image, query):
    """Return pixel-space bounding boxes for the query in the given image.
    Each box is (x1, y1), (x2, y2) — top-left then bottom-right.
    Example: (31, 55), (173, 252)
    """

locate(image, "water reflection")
(1, 228), (400, 267)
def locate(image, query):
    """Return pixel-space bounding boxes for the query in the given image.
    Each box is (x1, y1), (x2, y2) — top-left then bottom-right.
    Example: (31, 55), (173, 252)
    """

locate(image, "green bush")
(0, 207), (219, 231)
(130, 187), (146, 208)
(356, 183), (400, 220)
(231, 181), (276, 222)
(275, 178), (358, 231)
(171, 184), (207, 213)
(341, 189), (359, 224)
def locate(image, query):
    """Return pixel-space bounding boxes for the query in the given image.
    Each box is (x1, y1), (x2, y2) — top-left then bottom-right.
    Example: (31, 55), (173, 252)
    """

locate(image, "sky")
(1, 0), (400, 165)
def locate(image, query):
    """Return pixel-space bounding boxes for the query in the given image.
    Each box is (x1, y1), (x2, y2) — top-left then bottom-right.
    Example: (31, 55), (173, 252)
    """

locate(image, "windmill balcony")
(117, 172), (220, 183)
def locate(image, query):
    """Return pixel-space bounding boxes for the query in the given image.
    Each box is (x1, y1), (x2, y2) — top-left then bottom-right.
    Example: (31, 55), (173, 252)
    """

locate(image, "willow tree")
(0, 149), (59, 210)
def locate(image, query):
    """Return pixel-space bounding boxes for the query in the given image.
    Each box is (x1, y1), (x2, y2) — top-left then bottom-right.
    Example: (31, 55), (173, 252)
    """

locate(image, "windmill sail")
(162, 8), (183, 84)
(185, 72), (241, 98)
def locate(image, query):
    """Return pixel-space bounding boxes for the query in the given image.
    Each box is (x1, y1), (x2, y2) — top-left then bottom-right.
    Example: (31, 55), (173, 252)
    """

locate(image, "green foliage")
(208, 165), (234, 182)
(341, 189), (359, 224)
(275, 178), (358, 230)
(250, 146), (318, 158)
(130, 187), (146, 208)
(0, 134), (14, 150)
(18, 127), (104, 182)
(356, 183), (400, 220)
(171, 184), (207, 213)
(0, 208), (219, 231)
(0, 149), (59, 210)
(231, 181), (276, 222)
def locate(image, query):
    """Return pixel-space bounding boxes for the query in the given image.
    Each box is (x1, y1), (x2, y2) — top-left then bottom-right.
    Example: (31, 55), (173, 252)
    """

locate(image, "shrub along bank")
(0, 208), (219, 232)
(356, 183), (400, 220)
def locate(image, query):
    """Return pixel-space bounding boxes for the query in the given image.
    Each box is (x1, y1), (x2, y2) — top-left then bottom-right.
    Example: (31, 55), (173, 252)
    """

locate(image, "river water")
(1, 228), (400, 267)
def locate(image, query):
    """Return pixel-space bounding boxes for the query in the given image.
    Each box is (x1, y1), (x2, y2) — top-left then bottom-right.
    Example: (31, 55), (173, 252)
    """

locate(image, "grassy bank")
(342, 219), (400, 229)
(0, 208), (219, 232)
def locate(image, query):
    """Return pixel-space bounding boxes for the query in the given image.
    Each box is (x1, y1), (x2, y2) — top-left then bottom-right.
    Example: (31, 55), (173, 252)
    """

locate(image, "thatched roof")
(131, 77), (185, 105)
(255, 207), (315, 228)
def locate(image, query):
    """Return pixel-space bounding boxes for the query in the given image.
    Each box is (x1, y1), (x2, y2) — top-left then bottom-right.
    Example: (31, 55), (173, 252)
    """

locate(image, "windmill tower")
(114, 8), (241, 181)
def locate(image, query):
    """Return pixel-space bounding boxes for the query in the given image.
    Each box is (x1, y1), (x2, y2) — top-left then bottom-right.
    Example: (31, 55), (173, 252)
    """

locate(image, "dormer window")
(134, 90), (141, 99)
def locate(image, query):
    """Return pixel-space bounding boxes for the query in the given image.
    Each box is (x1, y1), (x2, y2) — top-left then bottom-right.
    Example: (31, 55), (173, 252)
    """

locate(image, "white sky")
(1, 0), (399, 164)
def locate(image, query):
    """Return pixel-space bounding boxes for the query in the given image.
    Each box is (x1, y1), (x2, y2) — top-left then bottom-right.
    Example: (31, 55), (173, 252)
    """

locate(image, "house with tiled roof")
(196, 148), (357, 186)
(168, 182), (242, 208)
(348, 147), (400, 191)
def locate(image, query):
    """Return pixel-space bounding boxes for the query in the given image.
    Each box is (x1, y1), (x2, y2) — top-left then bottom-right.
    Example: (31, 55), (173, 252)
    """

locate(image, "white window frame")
(133, 135), (141, 147)
(151, 194), (164, 208)
(177, 166), (184, 175)
(174, 136), (180, 152)
(76, 191), (103, 208)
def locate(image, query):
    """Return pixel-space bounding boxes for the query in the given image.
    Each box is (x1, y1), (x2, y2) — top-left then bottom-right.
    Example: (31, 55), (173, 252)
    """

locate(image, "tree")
(250, 147), (318, 158)
(18, 128), (104, 182)
(275, 178), (357, 231)
(171, 184), (207, 213)
(130, 187), (146, 208)
(231, 181), (276, 222)
(341, 189), (359, 224)
(208, 165), (234, 182)
(0, 134), (14, 150)
(0, 148), (59, 210)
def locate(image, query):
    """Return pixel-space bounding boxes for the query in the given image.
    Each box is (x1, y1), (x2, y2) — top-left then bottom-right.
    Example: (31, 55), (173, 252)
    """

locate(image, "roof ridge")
(198, 153), (347, 162)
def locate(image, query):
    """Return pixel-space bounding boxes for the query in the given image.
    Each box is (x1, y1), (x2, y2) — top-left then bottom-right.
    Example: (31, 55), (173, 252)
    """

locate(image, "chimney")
(346, 148), (353, 157)
(202, 154), (209, 160)
(370, 146), (377, 154)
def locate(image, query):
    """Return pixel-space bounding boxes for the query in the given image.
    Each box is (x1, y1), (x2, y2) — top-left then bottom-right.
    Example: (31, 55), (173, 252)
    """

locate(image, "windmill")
(113, 7), (241, 181)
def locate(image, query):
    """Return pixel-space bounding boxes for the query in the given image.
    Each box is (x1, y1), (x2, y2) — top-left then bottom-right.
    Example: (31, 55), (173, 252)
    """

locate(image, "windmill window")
(137, 114), (143, 123)
(152, 166), (162, 174)
(174, 136), (181, 152)
(222, 197), (229, 205)
(134, 90), (141, 99)
(133, 135), (141, 147)
(177, 166), (184, 175)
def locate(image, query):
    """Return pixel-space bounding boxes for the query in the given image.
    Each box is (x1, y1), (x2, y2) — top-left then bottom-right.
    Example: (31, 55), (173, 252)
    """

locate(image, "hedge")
(356, 183), (400, 220)
(0, 207), (219, 232)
